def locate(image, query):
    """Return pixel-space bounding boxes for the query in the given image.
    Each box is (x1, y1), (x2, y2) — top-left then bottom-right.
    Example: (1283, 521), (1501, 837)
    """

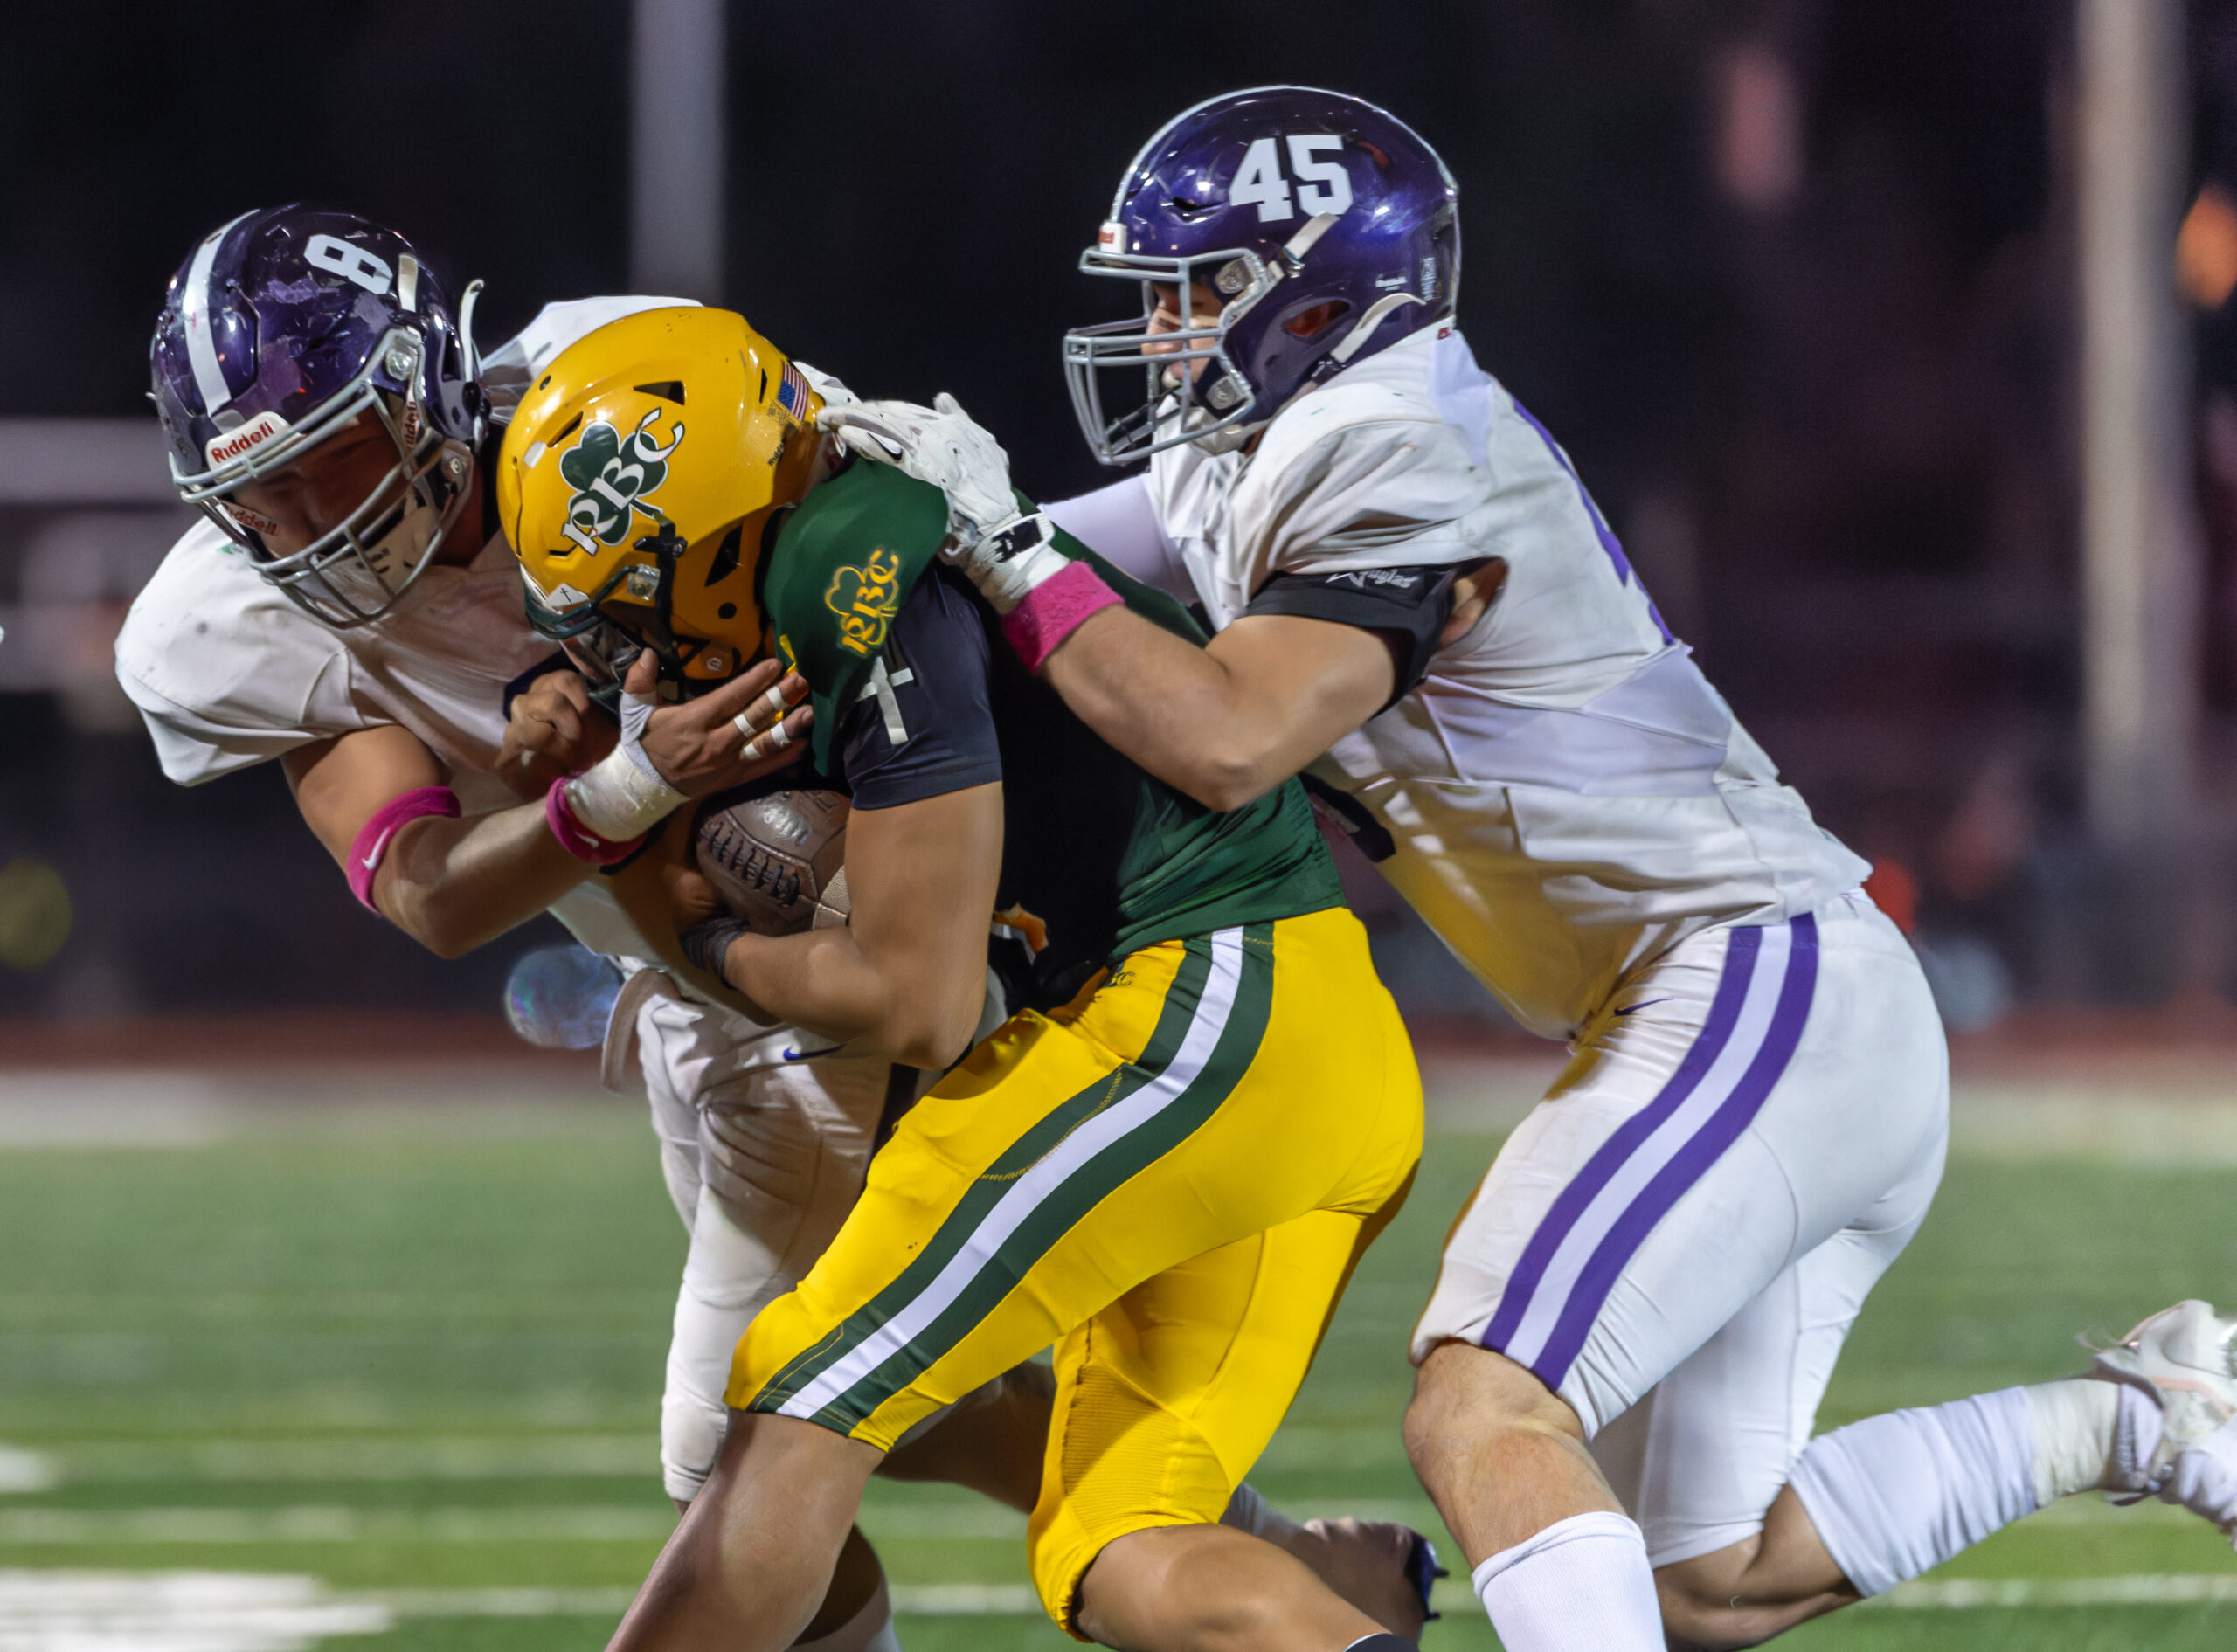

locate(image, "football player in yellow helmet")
(502, 304), (821, 707)
(502, 307), (1436, 1652)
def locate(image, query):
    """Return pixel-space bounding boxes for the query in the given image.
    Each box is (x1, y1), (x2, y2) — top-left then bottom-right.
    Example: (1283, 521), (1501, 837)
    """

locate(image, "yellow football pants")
(728, 907), (1423, 1633)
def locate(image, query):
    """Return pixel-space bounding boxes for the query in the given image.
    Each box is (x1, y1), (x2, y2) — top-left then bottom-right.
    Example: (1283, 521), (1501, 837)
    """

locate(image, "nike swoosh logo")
(360, 826), (398, 870)
(1612, 999), (1669, 1017)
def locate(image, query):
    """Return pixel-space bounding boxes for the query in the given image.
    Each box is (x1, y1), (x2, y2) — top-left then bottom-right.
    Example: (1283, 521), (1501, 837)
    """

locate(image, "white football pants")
(1413, 891), (1950, 1565)
(620, 975), (904, 1502)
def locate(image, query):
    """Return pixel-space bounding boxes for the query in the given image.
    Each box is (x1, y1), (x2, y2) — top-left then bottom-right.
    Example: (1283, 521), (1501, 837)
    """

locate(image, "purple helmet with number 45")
(1063, 86), (1459, 465)
(149, 204), (487, 627)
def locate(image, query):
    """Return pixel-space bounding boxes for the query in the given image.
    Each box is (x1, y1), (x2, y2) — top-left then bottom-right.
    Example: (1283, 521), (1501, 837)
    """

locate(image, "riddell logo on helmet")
(202, 411), (290, 468)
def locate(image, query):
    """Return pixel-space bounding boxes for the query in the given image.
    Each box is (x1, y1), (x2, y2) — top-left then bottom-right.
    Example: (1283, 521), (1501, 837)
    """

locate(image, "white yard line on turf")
(0, 1448), (56, 1494)
(0, 1571), (389, 1649)
(0, 1502), (1043, 1545)
(1874, 1573), (2237, 1607)
(0, 1505), (680, 1544)
(38, 1434), (664, 1483)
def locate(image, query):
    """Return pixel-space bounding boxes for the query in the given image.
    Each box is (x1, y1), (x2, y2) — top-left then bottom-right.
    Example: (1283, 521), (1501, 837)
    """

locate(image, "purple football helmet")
(1063, 86), (1460, 465)
(150, 204), (487, 626)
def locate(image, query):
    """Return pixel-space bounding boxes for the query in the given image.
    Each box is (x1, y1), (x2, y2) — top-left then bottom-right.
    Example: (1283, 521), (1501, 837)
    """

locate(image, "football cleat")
(2088, 1299), (2237, 1493)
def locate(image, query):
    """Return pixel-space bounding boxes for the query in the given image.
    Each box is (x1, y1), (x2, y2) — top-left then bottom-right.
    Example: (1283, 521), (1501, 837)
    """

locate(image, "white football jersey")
(1127, 322), (1870, 1039)
(115, 295), (701, 964)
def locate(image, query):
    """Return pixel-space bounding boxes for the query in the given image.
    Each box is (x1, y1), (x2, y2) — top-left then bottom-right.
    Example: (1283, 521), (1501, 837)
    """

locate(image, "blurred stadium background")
(5, 0), (2237, 1646)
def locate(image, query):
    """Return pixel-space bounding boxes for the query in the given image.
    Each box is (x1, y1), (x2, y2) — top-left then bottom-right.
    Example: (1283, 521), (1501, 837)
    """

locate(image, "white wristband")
(563, 743), (688, 842)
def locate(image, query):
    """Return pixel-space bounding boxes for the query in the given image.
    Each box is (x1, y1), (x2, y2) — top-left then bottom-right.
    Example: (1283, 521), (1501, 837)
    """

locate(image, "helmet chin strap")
(1328, 291), (1426, 363)
(457, 280), (485, 387)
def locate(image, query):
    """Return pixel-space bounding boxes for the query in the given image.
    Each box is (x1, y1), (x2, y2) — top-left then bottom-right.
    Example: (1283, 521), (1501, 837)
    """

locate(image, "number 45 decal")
(1230, 135), (1354, 223)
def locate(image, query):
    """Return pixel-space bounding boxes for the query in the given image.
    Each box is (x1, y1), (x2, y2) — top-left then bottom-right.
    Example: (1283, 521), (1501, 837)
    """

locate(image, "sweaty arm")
(287, 655), (811, 959)
(286, 722), (587, 959)
(1040, 559), (1502, 812)
(695, 576), (1004, 1068)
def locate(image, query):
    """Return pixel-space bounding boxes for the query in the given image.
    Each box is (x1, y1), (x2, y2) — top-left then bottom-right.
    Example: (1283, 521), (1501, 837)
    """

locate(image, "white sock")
(793, 1573), (900, 1652)
(1789, 1387), (2039, 1595)
(1471, 1511), (1664, 1652)
(2025, 1379), (2137, 1502)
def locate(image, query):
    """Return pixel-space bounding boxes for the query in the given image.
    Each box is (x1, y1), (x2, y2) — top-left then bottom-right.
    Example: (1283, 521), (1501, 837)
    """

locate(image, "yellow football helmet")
(496, 305), (823, 690)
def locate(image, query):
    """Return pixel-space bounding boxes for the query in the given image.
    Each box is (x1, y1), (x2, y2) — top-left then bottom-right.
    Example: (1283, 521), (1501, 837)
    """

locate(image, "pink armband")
(347, 785), (461, 913)
(544, 776), (648, 865)
(999, 559), (1125, 673)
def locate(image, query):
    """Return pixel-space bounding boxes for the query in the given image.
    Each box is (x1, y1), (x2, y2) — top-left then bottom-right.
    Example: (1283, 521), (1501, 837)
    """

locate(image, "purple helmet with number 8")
(149, 204), (487, 627)
(1063, 86), (1459, 465)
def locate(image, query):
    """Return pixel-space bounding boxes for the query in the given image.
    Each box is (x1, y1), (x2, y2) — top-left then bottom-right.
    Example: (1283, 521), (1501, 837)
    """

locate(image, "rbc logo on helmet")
(557, 410), (685, 556)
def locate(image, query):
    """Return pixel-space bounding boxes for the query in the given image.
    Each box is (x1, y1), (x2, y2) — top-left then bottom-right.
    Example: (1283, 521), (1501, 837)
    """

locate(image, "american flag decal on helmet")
(776, 362), (812, 421)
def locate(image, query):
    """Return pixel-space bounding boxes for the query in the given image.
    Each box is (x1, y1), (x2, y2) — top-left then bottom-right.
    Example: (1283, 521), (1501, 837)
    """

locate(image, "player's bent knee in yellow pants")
(728, 907), (1422, 1635)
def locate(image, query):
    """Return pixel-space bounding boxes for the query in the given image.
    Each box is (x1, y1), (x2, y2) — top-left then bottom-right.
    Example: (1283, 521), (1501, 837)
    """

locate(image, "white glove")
(819, 393), (1070, 613)
(2158, 1414), (2237, 1547)
(794, 361), (859, 411)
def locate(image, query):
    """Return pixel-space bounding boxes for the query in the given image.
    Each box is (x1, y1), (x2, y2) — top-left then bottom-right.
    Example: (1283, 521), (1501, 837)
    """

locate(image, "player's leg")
(1609, 1204), (1936, 1646)
(710, 912), (1421, 1649)
(1404, 898), (1945, 1652)
(880, 1353), (1445, 1623)
(1653, 1293), (2237, 1649)
(1058, 1199), (1422, 1649)
(613, 1407), (883, 1652)
(647, 1027), (907, 1649)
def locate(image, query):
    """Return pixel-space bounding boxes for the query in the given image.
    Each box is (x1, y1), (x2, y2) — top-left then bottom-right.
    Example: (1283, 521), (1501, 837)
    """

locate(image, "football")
(693, 789), (851, 936)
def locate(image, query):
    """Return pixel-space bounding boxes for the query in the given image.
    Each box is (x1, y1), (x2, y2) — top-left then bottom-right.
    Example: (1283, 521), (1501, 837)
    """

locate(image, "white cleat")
(2088, 1300), (2237, 1503)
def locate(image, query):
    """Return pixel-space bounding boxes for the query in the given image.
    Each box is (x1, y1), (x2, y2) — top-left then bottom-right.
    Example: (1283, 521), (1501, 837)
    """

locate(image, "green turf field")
(0, 1083), (2233, 1649)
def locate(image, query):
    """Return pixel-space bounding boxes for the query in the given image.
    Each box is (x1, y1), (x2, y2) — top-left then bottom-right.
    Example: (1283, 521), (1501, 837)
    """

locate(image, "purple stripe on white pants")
(1482, 916), (1820, 1392)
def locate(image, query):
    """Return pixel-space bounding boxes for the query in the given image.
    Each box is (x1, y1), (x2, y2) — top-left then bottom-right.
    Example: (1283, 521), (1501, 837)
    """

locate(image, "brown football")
(693, 789), (851, 936)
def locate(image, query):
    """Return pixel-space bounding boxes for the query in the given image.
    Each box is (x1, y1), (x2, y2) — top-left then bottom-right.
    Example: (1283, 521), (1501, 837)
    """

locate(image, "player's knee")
(1404, 1339), (1577, 1477)
(1074, 1526), (1287, 1651)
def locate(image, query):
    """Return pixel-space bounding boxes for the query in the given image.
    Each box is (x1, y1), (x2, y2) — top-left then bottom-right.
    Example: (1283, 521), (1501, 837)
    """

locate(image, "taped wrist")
(560, 743), (688, 847)
(1000, 559), (1125, 672)
(680, 914), (755, 978)
(347, 785), (461, 913)
(968, 512), (1071, 613)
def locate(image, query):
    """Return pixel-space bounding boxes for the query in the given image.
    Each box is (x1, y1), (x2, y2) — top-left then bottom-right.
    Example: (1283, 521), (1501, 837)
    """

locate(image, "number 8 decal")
(305, 232), (395, 297)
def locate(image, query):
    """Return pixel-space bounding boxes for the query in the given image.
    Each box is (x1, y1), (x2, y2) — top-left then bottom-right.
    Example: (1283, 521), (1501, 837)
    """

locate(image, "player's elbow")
(880, 977), (986, 1070)
(1181, 739), (1287, 814)
(413, 914), (481, 961)
(388, 892), (483, 960)
(886, 1017), (976, 1072)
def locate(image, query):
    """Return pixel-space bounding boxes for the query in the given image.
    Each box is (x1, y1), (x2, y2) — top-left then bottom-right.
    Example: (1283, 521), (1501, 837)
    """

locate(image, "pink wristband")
(999, 560), (1125, 673)
(544, 776), (648, 865)
(347, 785), (461, 913)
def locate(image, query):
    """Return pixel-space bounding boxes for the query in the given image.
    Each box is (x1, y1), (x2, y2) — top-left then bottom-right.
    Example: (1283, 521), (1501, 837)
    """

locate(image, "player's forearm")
(1042, 607), (1299, 812)
(377, 806), (594, 958)
(714, 926), (984, 1068)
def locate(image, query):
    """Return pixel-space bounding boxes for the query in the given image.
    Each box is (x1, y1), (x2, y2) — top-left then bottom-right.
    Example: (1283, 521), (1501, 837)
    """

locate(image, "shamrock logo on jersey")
(558, 410), (685, 556)
(825, 548), (906, 657)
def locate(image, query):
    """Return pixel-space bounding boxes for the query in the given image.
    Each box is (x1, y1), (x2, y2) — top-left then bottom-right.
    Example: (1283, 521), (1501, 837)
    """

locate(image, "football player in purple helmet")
(123, 204), (1442, 1652)
(135, 204), (808, 952)
(151, 205), (490, 628)
(1062, 86), (1458, 466)
(824, 83), (2234, 1652)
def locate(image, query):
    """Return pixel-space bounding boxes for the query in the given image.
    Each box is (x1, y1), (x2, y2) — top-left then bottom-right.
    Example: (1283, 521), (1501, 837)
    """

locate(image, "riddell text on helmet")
(201, 410), (290, 469)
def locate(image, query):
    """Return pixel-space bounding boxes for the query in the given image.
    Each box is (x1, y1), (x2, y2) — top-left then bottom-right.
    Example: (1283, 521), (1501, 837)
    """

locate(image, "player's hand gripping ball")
(694, 790), (851, 936)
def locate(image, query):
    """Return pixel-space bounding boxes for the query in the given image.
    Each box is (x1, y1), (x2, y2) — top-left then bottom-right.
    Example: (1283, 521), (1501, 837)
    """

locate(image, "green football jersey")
(760, 460), (1343, 992)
